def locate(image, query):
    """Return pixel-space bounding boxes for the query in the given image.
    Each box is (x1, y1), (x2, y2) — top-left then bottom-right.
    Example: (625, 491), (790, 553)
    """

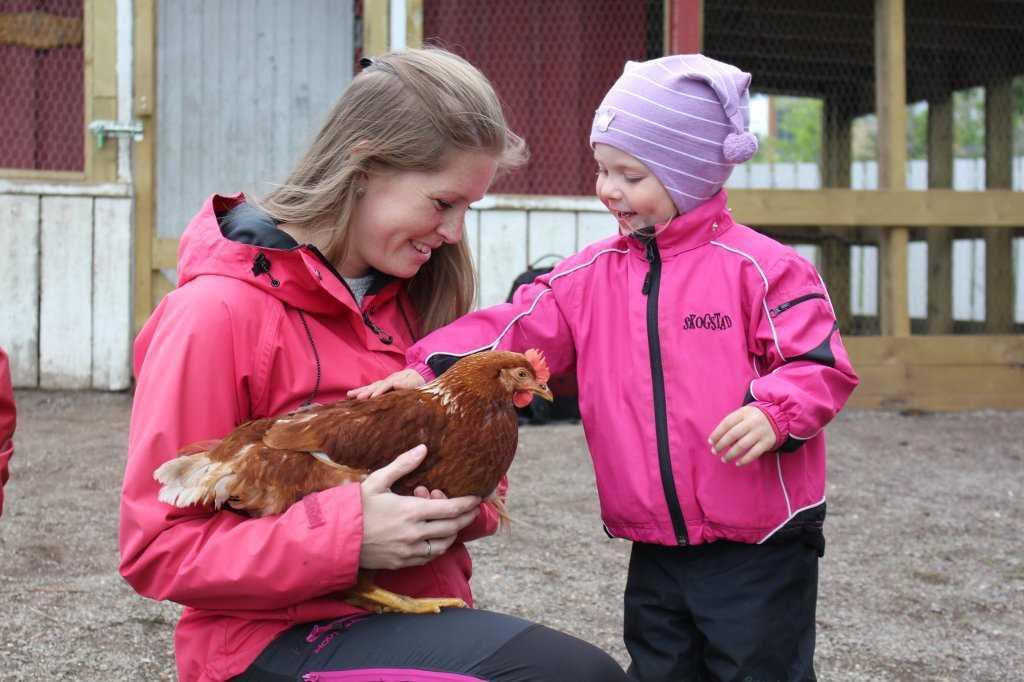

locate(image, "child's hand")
(347, 368), (425, 400)
(708, 406), (777, 466)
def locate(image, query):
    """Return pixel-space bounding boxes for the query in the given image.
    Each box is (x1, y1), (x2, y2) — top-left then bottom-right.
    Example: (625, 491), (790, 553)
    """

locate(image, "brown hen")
(154, 349), (551, 614)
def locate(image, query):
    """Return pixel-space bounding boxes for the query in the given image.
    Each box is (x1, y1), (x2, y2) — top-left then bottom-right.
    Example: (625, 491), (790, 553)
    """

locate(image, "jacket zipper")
(769, 293), (827, 317)
(642, 238), (689, 545)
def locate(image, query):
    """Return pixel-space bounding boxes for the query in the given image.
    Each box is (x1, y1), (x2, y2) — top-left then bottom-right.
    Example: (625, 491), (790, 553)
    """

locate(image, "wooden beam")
(875, 0), (909, 337)
(846, 334), (1024, 366)
(153, 237), (179, 270)
(874, 0), (906, 191)
(132, 0), (156, 334)
(926, 93), (953, 334)
(822, 100), (852, 189)
(84, 0), (119, 183)
(845, 335), (1024, 411)
(879, 225), (909, 336)
(984, 78), (1015, 333)
(726, 189), (1024, 227)
(363, 0), (389, 57)
(0, 11), (83, 48)
(406, 0), (422, 49)
(668, 0), (702, 54)
(821, 99), (853, 333)
(927, 95), (953, 189)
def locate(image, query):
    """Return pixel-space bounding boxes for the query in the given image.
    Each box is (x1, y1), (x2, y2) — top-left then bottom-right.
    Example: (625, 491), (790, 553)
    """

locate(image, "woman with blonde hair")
(118, 48), (627, 681)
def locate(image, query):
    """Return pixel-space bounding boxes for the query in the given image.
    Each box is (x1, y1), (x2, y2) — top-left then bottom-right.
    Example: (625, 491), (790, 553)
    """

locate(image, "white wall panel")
(92, 198), (133, 390)
(39, 197), (93, 389)
(576, 210), (617, 249)
(527, 210), (575, 267)
(477, 211), (527, 308)
(0, 195), (40, 387)
(156, 0), (354, 237)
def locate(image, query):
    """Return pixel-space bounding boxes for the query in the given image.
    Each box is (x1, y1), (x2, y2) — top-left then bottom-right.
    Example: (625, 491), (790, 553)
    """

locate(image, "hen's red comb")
(524, 349), (550, 384)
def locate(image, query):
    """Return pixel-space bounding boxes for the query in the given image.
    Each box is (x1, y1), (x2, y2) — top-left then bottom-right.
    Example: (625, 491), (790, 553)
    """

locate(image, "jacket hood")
(176, 193), (400, 316)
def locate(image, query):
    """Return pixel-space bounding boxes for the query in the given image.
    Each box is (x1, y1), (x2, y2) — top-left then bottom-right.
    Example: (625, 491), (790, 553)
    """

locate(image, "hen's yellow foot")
(345, 583), (467, 614)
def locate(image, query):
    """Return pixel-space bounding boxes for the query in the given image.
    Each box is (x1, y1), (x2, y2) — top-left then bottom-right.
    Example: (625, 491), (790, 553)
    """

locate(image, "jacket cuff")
(751, 401), (787, 451)
(457, 500), (500, 543)
(408, 361), (436, 383)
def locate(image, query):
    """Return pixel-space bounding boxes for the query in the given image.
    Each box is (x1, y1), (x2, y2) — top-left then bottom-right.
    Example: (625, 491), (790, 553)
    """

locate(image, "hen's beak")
(532, 381), (554, 402)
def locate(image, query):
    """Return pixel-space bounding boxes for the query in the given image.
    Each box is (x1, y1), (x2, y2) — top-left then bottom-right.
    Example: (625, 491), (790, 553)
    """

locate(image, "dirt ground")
(0, 390), (1022, 681)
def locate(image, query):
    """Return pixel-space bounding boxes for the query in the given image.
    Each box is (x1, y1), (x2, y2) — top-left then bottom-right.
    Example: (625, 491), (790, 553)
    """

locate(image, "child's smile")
(594, 143), (678, 233)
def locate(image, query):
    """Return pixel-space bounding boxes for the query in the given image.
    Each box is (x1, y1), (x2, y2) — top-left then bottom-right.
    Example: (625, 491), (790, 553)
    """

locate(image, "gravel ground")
(0, 389), (1022, 680)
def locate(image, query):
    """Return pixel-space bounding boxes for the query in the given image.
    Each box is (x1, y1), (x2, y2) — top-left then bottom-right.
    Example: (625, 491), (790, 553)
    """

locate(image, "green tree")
(774, 97), (822, 163)
(749, 96), (822, 164)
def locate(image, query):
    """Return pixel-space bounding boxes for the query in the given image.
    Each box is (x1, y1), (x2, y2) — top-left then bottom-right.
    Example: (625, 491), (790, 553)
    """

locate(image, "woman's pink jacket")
(119, 194), (500, 681)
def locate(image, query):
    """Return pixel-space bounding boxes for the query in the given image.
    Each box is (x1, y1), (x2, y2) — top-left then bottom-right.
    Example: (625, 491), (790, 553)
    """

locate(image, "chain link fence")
(0, 0), (84, 173)
(422, 0), (664, 195)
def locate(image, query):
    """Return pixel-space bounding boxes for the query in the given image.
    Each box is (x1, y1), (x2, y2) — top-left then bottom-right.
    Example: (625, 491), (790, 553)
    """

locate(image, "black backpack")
(506, 256), (580, 425)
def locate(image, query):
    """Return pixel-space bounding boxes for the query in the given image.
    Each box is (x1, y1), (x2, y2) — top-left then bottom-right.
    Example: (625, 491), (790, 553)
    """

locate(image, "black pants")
(233, 607), (628, 681)
(624, 540), (818, 682)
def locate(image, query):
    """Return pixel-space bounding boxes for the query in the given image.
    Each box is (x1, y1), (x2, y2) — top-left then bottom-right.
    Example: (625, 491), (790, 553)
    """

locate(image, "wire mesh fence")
(0, 0), (85, 173)
(422, 0), (664, 195)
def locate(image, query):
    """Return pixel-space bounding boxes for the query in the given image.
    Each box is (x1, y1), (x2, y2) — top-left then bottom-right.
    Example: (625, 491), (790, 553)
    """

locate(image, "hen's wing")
(156, 418), (368, 517)
(264, 389), (450, 476)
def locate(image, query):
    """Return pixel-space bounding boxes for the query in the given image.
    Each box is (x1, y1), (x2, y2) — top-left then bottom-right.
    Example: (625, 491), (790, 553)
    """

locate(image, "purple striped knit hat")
(590, 54), (758, 214)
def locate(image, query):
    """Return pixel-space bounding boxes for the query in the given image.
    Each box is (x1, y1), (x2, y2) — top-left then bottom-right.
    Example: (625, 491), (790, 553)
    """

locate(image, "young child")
(356, 54), (859, 681)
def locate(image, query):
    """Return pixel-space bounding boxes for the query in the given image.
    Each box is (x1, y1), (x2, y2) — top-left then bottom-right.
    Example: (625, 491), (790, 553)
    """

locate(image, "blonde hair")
(258, 47), (526, 335)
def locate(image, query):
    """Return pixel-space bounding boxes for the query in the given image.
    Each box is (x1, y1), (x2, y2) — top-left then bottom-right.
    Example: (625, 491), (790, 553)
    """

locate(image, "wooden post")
(926, 93), (953, 334)
(84, 0), (119, 183)
(666, 0), (703, 54)
(132, 0), (156, 334)
(821, 98), (852, 333)
(406, 0), (423, 49)
(362, 0), (389, 57)
(984, 79), (1014, 333)
(875, 0), (910, 337)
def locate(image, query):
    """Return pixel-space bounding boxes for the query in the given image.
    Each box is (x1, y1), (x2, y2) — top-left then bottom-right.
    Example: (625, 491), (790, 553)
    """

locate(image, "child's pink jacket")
(408, 191), (859, 547)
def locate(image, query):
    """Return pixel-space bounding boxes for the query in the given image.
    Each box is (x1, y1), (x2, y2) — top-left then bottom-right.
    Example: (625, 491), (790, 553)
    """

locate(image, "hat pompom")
(722, 131), (758, 163)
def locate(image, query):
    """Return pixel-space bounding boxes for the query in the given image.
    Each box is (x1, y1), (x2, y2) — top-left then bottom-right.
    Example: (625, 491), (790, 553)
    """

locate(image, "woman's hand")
(708, 405), (777, 467)
(359, 444), (480, 570)
(347, 369), (426, 400)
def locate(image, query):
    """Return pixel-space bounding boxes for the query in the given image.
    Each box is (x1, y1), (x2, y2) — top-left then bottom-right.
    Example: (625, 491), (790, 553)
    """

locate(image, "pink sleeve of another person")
(405, 267), (578, 383)
(0, 347), (15, 517)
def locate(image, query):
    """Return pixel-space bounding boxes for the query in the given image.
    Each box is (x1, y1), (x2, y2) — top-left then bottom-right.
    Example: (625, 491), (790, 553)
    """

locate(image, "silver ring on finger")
(424, 538), (432, 558)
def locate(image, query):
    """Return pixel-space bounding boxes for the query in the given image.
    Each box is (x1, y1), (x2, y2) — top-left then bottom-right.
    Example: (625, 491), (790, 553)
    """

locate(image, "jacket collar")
(176, 193), (402, 316)
(626, 190), (734, 258)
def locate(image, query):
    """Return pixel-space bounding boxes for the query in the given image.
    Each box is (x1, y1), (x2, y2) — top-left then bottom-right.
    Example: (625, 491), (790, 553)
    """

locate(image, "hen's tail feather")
(154, 450), (237, 510)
